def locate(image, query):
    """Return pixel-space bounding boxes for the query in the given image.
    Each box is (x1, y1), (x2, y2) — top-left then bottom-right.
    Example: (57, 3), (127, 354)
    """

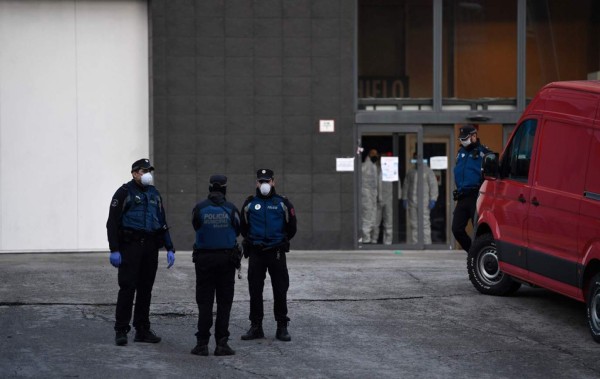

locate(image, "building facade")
(150, 0), (357, 250)
(150, 0), (599, 250)
(0, 0), (597, 252)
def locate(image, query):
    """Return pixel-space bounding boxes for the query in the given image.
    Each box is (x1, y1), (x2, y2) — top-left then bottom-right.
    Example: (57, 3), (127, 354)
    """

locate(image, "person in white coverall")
(361, 149), (379, 243)
(373, 156), (395, 245)
(402, 155), (439, 245)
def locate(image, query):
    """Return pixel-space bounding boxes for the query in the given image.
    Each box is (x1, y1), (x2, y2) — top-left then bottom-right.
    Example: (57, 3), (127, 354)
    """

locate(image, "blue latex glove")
(402, 200), (408, 209)
(428, 199), (436, 210)
(167, 251), (175, 269)
(109, 251), (121, 268)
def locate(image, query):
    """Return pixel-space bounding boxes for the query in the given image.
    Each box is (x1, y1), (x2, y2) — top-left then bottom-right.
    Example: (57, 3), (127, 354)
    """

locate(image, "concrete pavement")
(1, 250), (599, 378)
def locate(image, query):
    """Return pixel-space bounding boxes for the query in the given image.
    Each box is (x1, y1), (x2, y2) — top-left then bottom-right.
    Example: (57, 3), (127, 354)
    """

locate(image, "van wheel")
(467, 233), (521, 295)
(586, 273), (600, 343)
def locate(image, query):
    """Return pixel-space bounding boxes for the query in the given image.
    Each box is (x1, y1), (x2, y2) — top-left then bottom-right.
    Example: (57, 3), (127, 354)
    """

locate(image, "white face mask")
(141, 172), (153, 186)
(460, 138), (472, 148)
(259, 182), (271, 196)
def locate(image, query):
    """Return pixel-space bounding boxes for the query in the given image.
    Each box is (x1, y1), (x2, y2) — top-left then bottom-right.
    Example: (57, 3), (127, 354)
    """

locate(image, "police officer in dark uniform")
(190, 175), (241, 357)
(452, 125), (491, 252)
(240, 169), (297, 342)
(106, 158), (175, 346)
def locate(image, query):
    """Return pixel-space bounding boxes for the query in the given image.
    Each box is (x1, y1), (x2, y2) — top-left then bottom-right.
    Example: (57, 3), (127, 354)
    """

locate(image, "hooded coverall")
(373, 170), (394, 245)
(361, 158), (379, 243)
(402, 165), (438, 245)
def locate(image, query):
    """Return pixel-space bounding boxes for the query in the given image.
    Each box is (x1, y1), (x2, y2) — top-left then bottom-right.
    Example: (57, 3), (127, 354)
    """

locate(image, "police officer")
(240, 169), (297, 342)
(452, 125), (490, 252)
(106, 158), (175, 346)
(190, 175), (241, 357)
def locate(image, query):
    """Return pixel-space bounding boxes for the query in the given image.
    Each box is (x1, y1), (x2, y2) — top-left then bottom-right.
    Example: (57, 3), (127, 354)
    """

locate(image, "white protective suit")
(402, 164), (439, 244)
(361, 158), (379, 243)
(373, 169), (394, 245)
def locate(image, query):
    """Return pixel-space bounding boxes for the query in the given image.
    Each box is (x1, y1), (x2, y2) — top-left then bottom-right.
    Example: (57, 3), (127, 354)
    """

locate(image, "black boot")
(214, 337), (235, 356)
(115, 330), (128, 346)
(191, 339), (209, 356)
(134, 328), (162, 343)
(241, 322), (264, 340)
(276, 320), (291, 342)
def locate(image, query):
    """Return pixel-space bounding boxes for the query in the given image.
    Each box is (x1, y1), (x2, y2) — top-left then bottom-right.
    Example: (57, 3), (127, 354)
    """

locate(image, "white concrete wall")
(0, 0), (149, 252)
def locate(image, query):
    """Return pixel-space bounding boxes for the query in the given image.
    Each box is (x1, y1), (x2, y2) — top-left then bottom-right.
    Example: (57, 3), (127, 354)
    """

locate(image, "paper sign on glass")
(380, 156), (398, 181)
(429, 156), (448, 170)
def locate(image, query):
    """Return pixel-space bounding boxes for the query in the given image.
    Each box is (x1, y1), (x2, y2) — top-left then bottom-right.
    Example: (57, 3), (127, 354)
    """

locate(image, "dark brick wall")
(150, 0), (355, 250)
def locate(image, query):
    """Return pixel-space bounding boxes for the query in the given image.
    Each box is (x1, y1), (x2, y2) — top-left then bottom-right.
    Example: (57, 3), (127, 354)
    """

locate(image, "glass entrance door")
(357, 125), (452, 249)
(358, 126), (423, 249)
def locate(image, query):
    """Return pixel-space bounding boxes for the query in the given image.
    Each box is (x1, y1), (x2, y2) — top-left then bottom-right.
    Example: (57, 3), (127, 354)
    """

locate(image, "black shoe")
(115, 330), (128, 346)
(214, 337), (235, 356)
(134, 328), (161, 343)
(241, 323), (264, 340)
(276, 321), (291, 342)
(191, 343), (209, 356)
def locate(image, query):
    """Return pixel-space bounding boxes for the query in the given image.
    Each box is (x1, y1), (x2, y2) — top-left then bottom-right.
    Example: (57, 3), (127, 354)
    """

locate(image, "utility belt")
(242, 240), (290, 258)
(193, 247), (238, 254)
(119, 228), (163, 246)
(453, 187), (479, 201)
(192, 245), (242, 269)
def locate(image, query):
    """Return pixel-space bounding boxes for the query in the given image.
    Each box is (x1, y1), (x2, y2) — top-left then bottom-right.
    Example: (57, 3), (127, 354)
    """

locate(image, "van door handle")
(518, 194), (526, 203)
(531, 197), (540, 206)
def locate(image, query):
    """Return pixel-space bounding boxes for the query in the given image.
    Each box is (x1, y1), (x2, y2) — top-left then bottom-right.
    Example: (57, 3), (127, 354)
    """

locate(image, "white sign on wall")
(336, 157), (354, 172)
(319, 119), (335, 132)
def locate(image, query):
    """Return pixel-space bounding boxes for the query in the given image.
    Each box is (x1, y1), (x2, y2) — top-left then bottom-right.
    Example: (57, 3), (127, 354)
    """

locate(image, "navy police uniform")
(240, 169), (297, 342)
(190, 175), (241, 356)
(106, 159), (174, 344)
(452, 126), (490, 252)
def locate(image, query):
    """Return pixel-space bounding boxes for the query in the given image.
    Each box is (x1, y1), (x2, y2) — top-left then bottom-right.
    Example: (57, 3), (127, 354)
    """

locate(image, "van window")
(500, 119), (537, 181)
(535, 120), (588, 195)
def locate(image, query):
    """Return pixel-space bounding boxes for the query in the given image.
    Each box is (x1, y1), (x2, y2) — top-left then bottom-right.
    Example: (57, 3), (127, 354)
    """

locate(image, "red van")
(468, 80), (600, 342)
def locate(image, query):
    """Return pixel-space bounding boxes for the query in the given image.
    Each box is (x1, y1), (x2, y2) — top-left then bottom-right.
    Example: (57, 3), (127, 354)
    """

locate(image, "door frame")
(355, 124), (424, 250)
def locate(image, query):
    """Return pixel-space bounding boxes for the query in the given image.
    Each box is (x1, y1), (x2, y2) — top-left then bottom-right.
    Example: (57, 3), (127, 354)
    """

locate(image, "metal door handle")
(531, 197), (539, 206)
(518, 194), (526, 203)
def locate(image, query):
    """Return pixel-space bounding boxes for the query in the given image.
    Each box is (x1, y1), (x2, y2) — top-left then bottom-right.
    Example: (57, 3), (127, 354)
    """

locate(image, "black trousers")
(195, 252), (236, 342)
(114, 239), (159, 332)
(452, 194), (478, 252)
(247, 250), (290, 323)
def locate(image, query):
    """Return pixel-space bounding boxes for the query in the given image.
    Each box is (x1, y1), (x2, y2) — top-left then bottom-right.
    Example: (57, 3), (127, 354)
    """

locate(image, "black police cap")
(209, 174), (227, 187)
(131, 158), (154, 172)
(256, 169), (274, 181)
(458, 125), (477, 139)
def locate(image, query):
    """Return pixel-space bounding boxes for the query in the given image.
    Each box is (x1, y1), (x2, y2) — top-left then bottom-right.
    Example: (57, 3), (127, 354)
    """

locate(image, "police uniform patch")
(255, 204), (261, 210)
(111, 199), (119, 207)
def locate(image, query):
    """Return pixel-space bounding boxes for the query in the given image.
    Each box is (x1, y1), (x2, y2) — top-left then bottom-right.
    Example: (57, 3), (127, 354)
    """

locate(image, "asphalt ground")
(1, 250), (599, 378)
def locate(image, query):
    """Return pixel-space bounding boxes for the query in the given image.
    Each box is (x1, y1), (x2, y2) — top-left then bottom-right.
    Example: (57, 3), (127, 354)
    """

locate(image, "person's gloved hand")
(428, 199), (436, 210)
(402, 200), (408, 209)
(109, 251), (121, 268)
(167, 251), (175, 269)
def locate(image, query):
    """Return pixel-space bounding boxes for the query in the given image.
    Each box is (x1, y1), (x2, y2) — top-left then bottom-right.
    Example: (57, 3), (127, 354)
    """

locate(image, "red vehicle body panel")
(476, 81), (600, 303)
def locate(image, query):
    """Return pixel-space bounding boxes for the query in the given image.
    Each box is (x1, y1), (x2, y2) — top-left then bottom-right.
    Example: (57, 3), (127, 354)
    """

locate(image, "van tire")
(586, 273), (600, 343)
(467, 233), (521, 296)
